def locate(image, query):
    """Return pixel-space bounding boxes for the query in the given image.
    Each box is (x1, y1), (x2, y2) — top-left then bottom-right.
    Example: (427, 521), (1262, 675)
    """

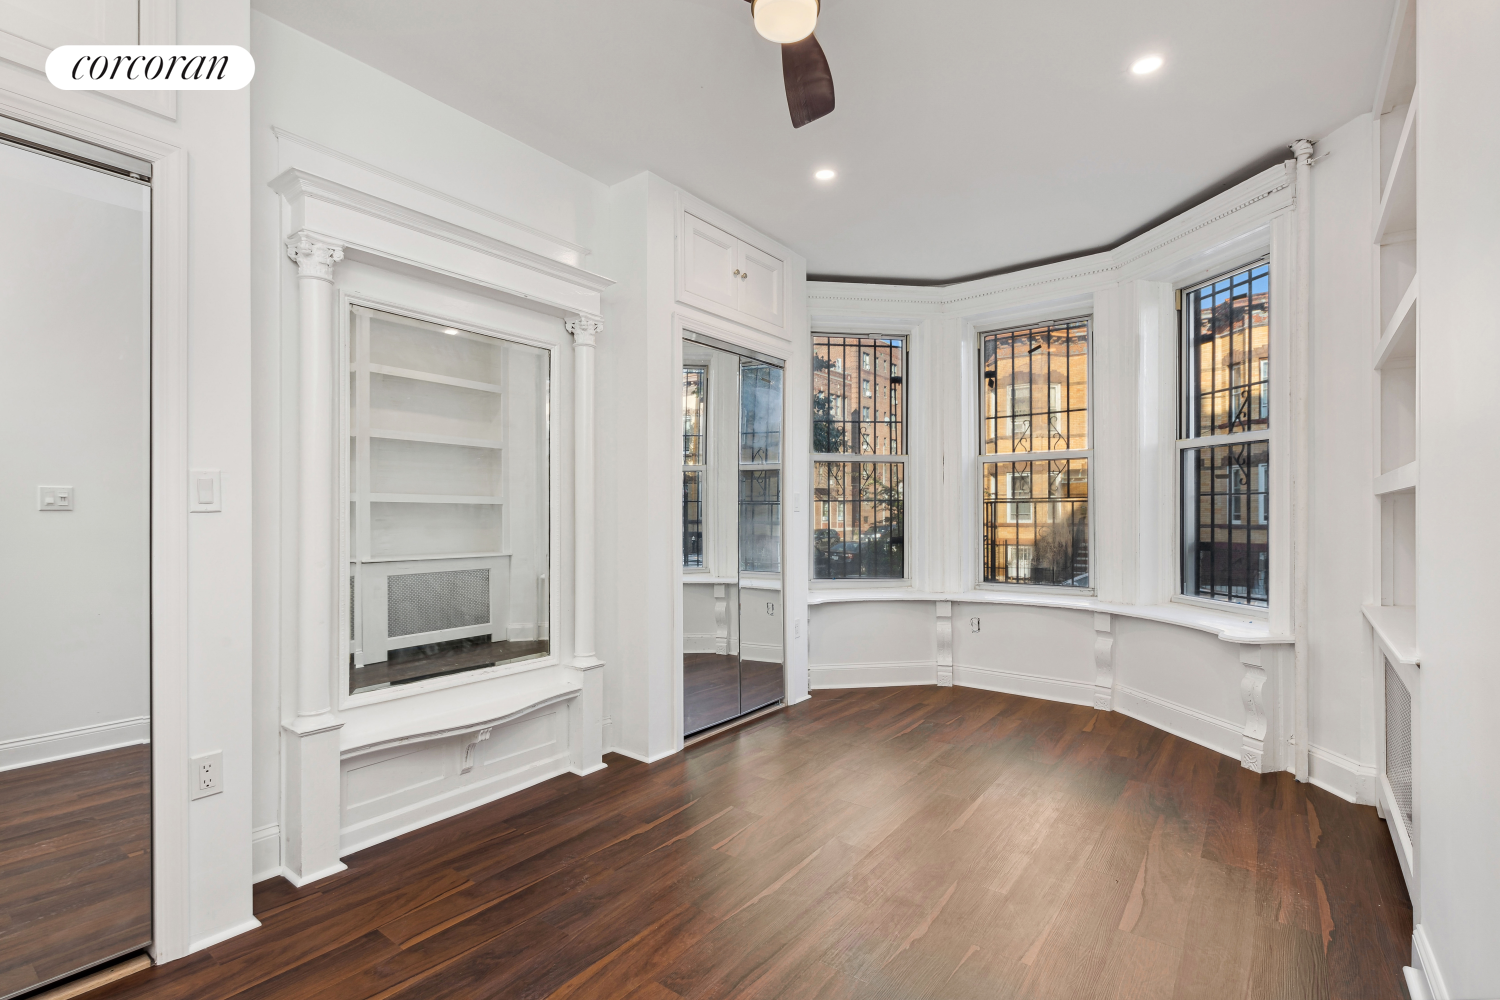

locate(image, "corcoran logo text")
(46, 45), (254, 90)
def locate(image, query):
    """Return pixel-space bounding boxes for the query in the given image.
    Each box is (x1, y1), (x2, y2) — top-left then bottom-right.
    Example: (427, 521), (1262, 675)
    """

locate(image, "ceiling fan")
(745, 0), (834, 128)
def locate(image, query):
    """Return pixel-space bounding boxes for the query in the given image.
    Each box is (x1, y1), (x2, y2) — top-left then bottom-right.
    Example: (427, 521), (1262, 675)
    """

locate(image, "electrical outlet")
(191, 751), (223, 799)
(970, 617), (981, 633)
(37, 486), (74, 511)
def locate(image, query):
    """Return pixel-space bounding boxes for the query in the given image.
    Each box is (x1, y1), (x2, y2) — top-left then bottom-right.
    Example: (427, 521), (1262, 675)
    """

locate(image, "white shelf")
(1375, 274), (1418, 370)
(1363, 603), (1418, 667)
(369, 494), (504, 505)
(1375, 93), (1418, 244)
(1375, 461), (1417, 495)
(364, 363), (503, 394)
(366, 429), (503, 450)
(358, 550), (508, 564)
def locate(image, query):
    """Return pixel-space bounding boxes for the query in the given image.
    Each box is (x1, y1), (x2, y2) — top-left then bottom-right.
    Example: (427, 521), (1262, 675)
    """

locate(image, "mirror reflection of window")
(682, 366), (707, 568)
(347, 307), (551, 694)
(739, 363), (782, 574)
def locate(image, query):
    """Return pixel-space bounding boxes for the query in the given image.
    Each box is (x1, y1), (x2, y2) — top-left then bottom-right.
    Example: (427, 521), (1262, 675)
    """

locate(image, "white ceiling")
(254, 0), (1394, 283)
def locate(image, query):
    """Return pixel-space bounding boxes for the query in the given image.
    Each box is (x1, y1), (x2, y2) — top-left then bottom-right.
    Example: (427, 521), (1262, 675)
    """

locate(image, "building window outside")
(980, 318), (1090, 588)
(1180, 261), (1270, 607)
(682, 366), (706, 568)
(813, 334), (905, 579)
(739, 363), (782, 574)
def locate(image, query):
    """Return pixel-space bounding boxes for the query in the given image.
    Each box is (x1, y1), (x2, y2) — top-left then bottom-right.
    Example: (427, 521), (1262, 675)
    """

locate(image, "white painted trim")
(1403, 966), (1433, 1000)
(278, 860), (349, 889)
(340, 684), (580, 757)
(251, 824), (281, 883)
(1307, 744), (1377, 804)
(807, 588), (1287, 643)
(190, 917), (263, 955)
(606, 746), (679, 765)
(955, 664), (1094, 706)
(1114, 684), (1242, 760)
(1411, 924), (1449, 1000)
(0, 717), (149, 772)
(811, 660), (938, 689)
(339, 752), (571, 856)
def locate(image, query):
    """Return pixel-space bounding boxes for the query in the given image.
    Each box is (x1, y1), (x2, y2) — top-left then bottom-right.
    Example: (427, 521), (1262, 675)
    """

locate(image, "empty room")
(0, 0), (1495, 998)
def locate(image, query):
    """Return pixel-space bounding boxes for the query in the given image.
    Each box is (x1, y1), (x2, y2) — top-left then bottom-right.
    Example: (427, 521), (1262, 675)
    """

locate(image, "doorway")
(681, 335), (785, 736)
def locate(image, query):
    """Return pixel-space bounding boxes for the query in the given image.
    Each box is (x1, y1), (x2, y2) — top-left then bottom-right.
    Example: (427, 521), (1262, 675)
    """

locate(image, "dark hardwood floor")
(684, 653), (741, 734)
(90, 687), (1410, 1000)
(0, 744), (151, 1000)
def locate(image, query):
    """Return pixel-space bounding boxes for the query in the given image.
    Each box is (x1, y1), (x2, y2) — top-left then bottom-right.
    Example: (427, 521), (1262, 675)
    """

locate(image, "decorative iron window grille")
(740, 363), (782, 574)
(979, 319), (1091, 588)
(1179, 261), (1271, 607)
(812, 334), (906, 579)
(682, 366), (707, 568)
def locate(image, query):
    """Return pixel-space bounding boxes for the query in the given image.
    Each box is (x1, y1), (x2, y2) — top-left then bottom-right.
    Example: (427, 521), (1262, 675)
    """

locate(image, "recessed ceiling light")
(815, 168), (836, 181)
(1131, 55), (1163, 75)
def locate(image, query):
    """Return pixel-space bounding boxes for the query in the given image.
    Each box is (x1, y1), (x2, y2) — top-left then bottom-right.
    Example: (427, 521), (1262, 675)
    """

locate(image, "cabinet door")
(736, 241), (784, 327)
(683, 214), (739, 309)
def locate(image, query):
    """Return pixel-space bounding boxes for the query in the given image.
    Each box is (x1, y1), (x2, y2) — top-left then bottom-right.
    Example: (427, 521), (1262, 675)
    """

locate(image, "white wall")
(1413, 0), (1500, 993)
(1305, 112), (1378, 803)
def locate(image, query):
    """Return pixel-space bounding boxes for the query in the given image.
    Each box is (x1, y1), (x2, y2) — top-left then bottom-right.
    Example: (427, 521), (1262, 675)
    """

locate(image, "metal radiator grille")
(1384, 658), (1414, 839)
(388, 568), (490, 638)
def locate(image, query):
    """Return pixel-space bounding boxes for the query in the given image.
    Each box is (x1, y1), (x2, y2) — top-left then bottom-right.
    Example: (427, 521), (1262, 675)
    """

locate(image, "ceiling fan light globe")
(753, 0), (817, 43)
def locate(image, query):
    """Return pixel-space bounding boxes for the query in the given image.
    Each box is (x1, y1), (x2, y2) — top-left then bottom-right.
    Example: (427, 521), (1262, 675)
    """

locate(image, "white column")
(1290, 139), (1314, 783)
(564, 316), (605, 774)
(280, 232), (348, 885)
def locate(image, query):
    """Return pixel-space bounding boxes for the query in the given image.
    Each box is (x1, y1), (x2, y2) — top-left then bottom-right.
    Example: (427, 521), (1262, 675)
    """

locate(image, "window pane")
(682, 470), (703, 568)
(683, 366), (706, 465)
(812, 461), (905, 579)
(813, 335), (905, 455)
(982, 319), (1089, 455)
(982, 459), (1089, 587)
(1181, 441), (1269, 607)
(740, 364), (782, 464)
(1184, 263), (1270, 438)
(739, 469), (781, 573)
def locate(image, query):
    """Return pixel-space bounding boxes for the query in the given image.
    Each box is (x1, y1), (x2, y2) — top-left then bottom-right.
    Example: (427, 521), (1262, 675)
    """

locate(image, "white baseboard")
(954, 664), (1093, 706)
(506, 623), (539, 641)
(607, 745), (679, 764)
(810, 660), (936, 689)
(1412, 924), (1449, 999)
(0, 716), (150, 772)
(251, 824), (281, 883)
(279, 860), (348, 888)
(188, 915), (262, 955)
(569, 761), (607, 776)
(1113, 684), (1241, 760)
(1307, 744), (1377, 805)
(683, 632), (719, 654)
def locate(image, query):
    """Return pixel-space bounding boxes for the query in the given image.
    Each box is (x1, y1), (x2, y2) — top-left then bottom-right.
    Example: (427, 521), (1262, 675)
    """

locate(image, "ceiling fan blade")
(782, 32), (834, 128)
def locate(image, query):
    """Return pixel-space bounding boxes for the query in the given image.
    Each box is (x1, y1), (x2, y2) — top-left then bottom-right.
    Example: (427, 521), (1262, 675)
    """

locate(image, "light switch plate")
(189, 469), (222, 512)
(37, 486), (74, 511)
(191, 751), (223, 799)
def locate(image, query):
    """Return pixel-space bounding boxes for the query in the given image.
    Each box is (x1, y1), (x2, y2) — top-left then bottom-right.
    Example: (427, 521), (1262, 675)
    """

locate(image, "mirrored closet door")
(0, 119), (153, 998)
(682, 337), (784, 736)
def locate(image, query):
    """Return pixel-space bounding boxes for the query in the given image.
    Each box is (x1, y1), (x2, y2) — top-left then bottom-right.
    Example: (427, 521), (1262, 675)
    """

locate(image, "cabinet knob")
(741, 272), (748, 280)
(733, 269), (741, 277)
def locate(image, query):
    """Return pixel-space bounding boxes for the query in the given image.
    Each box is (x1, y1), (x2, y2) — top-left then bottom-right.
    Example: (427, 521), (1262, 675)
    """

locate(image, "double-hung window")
(980, 318), (1090, 588)
(682, 366), (706, 568)
(812, 335), (905, 579)
(1179, 261), (1270, 607)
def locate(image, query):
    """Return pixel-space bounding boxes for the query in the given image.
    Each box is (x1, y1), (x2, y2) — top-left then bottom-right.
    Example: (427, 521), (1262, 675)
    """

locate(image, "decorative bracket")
(1240, 643), (1270, 773)
(460, 727), (493, 775)
(1092, 612), (1114, 711)
(935, 601), (953, 686)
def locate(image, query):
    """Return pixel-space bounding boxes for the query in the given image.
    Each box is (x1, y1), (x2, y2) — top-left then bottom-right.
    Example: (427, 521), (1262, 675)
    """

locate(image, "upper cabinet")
(680, 211), (785, 331)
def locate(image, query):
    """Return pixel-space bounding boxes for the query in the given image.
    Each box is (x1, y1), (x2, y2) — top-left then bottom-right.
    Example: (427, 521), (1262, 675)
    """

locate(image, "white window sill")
(804, 588), (1288, 644)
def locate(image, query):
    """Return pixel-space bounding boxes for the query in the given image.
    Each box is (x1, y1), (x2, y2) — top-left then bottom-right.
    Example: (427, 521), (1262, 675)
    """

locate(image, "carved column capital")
(286, 233), (344, 281)
(564, 316), (603, 347)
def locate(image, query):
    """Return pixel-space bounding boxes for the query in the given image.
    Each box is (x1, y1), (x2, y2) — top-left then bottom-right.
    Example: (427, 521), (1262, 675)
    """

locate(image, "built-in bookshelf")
(348, 307), (512, 675)
(1366, 0), (1419, 893)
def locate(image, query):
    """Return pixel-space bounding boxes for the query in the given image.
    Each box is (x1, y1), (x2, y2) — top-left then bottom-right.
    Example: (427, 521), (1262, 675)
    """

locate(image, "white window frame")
(976, 315), (1094, 595)
(1174, 255), (1277, 617)
(681, 364), (708, 571)
(810, 329), (912, 586)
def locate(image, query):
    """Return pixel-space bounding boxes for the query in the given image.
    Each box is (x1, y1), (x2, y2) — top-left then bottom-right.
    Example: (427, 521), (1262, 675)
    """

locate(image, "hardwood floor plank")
(75, 688), (1408, 1000)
